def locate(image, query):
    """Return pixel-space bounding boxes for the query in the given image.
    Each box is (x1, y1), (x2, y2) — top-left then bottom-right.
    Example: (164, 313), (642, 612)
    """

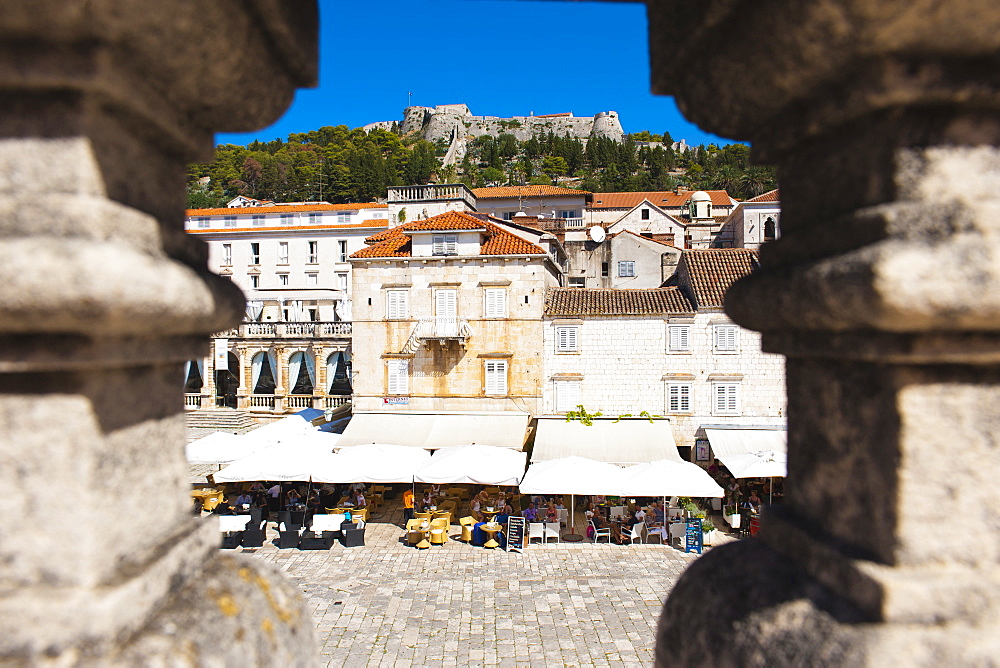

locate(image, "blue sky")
(216, 0), (733, 147)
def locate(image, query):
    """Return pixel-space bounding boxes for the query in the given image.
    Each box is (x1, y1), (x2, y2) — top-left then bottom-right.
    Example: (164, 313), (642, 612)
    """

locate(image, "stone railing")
(402, 317), (472, 353)
(248, 394), (276, 409)
(324, 396), (350, 409)
(387, 183), (476, 210)
(184, 393), (203, 409)
(213, 321), (351, 339)
(285, 395), (314, 409)
(561, 217), (585, 228)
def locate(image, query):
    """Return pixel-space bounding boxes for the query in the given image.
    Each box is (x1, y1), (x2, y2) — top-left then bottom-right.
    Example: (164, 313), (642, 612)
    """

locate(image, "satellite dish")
(588, 226), (606, 243)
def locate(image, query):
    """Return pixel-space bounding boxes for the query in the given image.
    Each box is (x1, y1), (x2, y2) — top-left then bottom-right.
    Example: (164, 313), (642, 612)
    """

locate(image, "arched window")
(251, 351), (277, 394)
(326, 351), (353, 395)
(183, 359), (204, 392)
(288, 351), (316, 395)
(764, 217), (776, 241)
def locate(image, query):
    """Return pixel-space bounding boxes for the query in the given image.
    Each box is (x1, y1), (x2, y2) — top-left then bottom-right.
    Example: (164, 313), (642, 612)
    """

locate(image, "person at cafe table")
(234, 490), (253, 507)
(522, 502), (539, 522)
(286, 488), (302, 508)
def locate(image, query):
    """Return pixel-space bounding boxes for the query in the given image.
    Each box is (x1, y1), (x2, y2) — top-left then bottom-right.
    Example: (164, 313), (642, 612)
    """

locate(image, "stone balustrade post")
(647, 1), (1000, 664)
(0, 1), (318, 662)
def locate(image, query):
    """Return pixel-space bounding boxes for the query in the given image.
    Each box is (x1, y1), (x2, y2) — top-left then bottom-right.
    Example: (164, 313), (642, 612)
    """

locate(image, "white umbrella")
(723, 449), (787, 479)
(330, 443), (432, 483)
(620, 459), (725, 498)
(214, 441), (339, 482)
(185, 431), (251, 465)
(414, 444), (526, 486)
(519, 456), (628, 537)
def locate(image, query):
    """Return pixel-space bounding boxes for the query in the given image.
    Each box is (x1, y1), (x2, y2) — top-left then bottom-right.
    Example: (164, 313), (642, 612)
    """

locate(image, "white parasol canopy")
(413, 444), (527, 486)
(213, 440), (340, 482)
(185, 431), (252, 465)
(322, 443), (432, 484)
(720, 449), (787, 479)
(518, 456), (628, 496)
(620, 459), (725, 497)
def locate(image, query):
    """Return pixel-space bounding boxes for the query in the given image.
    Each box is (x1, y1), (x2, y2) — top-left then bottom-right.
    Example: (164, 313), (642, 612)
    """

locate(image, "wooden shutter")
(435, 289), (457, 317)
(485, 361), (507, 395)
(484, 288), (505, 318)
(387, 290), (408, 319)
(669, 325), (690, 351)
(556, 326), (578, 352)
(387, 359), (408, 394)
(714, 384), (738, 413)
(668, 384), (691, 412)
(556, 380), (581, 412)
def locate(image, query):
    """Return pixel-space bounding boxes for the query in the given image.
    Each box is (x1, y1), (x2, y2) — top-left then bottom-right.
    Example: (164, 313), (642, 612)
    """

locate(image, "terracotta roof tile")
(746, 189), (780, 203)
(614, 229), (680, 248)
(351, 211), (545, 258)
(472, 185), (589, 199)
(680, 249), (759, 309)
(186, 202), (387, 217)
(544, 288), (694, 317)
(590, 190), (735, 209)
(188, 222), (380, 234)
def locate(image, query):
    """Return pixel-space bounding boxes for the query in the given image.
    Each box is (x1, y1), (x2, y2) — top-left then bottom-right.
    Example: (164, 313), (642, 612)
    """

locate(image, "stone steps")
(185, 408), (261, 442)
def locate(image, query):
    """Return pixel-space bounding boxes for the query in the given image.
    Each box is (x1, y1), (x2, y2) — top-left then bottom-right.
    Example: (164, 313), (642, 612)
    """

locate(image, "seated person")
(286, 488), (302, 508)
(234, 491), (253, 507)
(522, 502), (539, 522)
(545, 501), (559, 523)
(352, 490), (367, 508)
(212, 497), (234, 515)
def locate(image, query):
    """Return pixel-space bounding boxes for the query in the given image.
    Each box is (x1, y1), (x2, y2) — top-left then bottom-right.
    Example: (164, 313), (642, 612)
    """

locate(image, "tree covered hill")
(187, 125), (777, 208)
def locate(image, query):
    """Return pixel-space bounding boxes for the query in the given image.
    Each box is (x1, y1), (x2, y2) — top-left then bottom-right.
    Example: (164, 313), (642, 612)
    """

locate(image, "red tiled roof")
(745, 189), (780, 203)
(614, 229), (680, 248)
(361, 219), (389, 225)
(188, 223), (379, 234)
(186, 202), (387, 216)
(472, 185), (589, 199)
(351, 211), (545, 258)
(544, 288), (694, 316)
(590, 190), (735, 209)
(680, 249), (759, 309)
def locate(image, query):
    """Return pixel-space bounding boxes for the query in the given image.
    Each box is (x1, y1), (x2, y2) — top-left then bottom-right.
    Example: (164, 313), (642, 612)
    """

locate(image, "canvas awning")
(413, 444), (527, 486)
(519, 456), (627, 495)
(338, 413), (530, 450)
(325, 443), (432, 484)
(531, 418), (679, 464)
(704, 427), (787, 478)
(621, 460), (725, 497)
(213, 438), (341, 482)
(185, 431), (249, 465)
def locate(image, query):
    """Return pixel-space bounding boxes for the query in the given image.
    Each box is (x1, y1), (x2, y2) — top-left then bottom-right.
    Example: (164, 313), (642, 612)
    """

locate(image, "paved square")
(235, 502), (714, 666)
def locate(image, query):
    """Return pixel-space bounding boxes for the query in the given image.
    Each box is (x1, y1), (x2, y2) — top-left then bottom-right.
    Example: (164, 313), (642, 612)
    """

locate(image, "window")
(308, 212), (321, 225)
(386, 290), (409, 319)
(568, 277), (585, 289)
(308, 241), (318, 263)
(668, 325), (691, 352)
(278, 273), (289, 286)
(618, 261), (635, 277)
(432, 234), (458, 256)
(555, 325), (578, 352)
(252, 215), (264, 226)
(337, 273), (348, 291)
(280, 213), (292, 225)
(387, 359), (409, 395)
(338, 240), (348, 262)
(484, 288), (506, 318)
(601, 262), (609, 277)
(484, 360), (508, 395)
(764, 217), (777, 242)
(197, 217), (209, 228)
(713, 383), (740, 414)
(277, 241), (288, 264)
(249, 242), (260, 264)
(558, 210), (580, 219)
(249, 274), (260, 289)
(641, 208), (650, 220)
(714, 325), (739, 352)
(667, 383), (692, 413)
(555, 380), (581, 413)
(224, 216), (235, 227)
(221, 243), (232, 265)
(502, 212), (514, 221)
(306, 273), (318, 286)
(337, 212), (351, 225)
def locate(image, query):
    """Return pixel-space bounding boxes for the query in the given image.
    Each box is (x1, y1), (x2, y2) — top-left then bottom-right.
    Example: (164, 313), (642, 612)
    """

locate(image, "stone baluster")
(0, 1), (318, 662)
(648, 1), (1000, 664)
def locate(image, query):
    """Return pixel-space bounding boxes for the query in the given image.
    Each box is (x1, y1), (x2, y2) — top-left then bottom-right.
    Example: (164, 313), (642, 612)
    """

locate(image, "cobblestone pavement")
(234, 500), (724, 667)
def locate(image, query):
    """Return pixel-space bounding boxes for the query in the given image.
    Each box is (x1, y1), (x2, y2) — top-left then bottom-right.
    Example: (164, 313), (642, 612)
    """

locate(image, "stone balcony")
(213, 321), (352, 339)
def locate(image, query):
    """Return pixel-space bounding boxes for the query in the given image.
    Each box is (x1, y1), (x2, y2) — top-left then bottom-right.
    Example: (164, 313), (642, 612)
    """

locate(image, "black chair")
(249, 508), (264, 525)
(276, 526), (301, 548)
(277, 510), (303, 531)
(341, 522), (366, 548)
(220, 532), (243, 549)
(241, 520), (267, 548)
(298, 531), (336, 550)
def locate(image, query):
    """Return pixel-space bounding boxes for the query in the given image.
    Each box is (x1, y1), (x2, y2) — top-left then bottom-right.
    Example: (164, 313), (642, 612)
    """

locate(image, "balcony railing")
(248, 394), (276, 409)
(402, 317), (472, 353)
(184, 393), (203, 409)
(212, 321), (352, 339)
(325, 396), (351, 408)
(387, 183), (477, 211)
(286, 395), (314, 409)
(561, 217), (585, 228)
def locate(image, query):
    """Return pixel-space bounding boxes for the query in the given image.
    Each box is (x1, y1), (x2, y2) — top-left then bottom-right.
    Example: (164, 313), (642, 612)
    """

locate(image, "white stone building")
(471, 185), (591, 227)
(587, 189), (738, 249)
(715, 189), (781, 249)
(542, 248), (785, 455)
(348, 210), (565, 418)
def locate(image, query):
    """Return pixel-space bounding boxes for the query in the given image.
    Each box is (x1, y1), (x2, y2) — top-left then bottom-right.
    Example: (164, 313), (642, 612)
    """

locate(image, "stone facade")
(349, 213), (564, 415)
(715, 189), (781, 250)
(0, 1), (318, 663)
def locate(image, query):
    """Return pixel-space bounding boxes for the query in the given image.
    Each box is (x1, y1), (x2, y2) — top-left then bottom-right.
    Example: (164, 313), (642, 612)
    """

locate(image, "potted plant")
(723, 505), (741, 529)
(701, 518), (716, 545)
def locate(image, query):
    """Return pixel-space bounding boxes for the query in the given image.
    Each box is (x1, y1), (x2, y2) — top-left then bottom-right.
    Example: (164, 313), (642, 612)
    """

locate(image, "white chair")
(622, 522), (645, 545)
(668, 522), (687, 549)
(218, 515), (251, 533)
(557, 508), (569, 527)
(610, 506), (625, 520)
(310, 514), (345, 533)
(645, 523), (669, 544)
(528, 522), (545, 545)
(544, 522), (561, 543)
(589, 520), (611, 544)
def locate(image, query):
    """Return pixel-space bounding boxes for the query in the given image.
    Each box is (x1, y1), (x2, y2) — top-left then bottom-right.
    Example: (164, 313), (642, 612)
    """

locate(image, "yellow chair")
(325, 507), (341, 514)
(459, 516), (476, 543)
(414, 511), (431, 520)
(429, 518), (449, 545)
(406, 519), (430, 547)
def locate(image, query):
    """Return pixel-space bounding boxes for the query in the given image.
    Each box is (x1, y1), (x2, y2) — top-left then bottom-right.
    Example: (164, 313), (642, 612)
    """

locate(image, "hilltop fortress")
(364, 103), (626, 165)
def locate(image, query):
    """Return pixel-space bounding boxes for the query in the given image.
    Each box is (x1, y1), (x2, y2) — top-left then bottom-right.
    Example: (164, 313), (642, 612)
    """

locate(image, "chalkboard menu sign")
(506, 516), (526, 552)
(685, 517), (703, 554)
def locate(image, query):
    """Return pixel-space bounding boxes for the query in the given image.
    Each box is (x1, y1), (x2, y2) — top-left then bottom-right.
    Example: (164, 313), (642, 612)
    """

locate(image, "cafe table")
(481, 521), (502, 549)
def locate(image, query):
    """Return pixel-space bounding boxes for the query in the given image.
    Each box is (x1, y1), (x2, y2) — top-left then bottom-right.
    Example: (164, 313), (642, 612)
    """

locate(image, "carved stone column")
(648, 1), (1000, 664)
(0, 1), (318, 663)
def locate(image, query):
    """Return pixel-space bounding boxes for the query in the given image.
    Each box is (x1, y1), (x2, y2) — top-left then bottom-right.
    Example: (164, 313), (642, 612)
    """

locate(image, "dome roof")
(690, 191), (712, 202)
